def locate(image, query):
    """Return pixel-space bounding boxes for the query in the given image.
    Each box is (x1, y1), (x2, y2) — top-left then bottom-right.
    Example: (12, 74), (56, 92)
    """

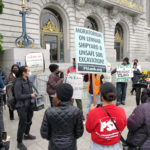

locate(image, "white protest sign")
(25, 53), (45, 75)
(66, 73), (83, 99)
(75, 27), (107, 73)
(116, 64), (133, 82)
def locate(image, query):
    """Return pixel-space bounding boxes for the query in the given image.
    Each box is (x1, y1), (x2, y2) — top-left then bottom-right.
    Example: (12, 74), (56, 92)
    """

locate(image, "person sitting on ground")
(126, 84), (150, 149)
(47, 64), (64, 107)
(41, 83), (84, 150)
(86, 82), (127, 150)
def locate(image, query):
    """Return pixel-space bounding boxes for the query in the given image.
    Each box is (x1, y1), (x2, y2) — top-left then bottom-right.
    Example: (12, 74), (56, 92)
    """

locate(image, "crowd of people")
(0, 57), (150, 150)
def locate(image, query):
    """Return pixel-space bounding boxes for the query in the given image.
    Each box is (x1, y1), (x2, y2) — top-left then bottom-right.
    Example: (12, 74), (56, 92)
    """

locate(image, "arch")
(80, 5), (105, 33)
(87, 14), (105, 33)
(39, 2), (70, 62)
(112, 14), (131, 61)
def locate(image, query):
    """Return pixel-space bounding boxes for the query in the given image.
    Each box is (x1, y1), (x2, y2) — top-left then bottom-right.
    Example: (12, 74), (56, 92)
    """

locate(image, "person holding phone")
(14, 66), (36, 150)
(47, 64), (64, 107)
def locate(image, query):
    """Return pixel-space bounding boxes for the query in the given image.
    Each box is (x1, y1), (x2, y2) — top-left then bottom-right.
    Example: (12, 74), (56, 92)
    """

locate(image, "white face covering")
(29, 72), (32, 77)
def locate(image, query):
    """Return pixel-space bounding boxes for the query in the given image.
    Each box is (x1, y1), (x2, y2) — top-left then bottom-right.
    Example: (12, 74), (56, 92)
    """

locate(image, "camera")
(56, 71), (64, 78)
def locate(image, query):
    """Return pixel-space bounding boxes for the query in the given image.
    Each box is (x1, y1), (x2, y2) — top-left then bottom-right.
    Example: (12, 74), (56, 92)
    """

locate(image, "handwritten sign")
(25, 53), (45, 75)
(66, 73), (83, 99)
(116, 64), (133, 82)
(75, 27), (107, 74)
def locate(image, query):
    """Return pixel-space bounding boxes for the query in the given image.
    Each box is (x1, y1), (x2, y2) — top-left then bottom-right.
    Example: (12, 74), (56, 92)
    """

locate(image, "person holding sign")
(111, 57), (130, 106)
(47, 64), (64, 107)
(67, 58), (85, 120)
(84, 74), (103, 113)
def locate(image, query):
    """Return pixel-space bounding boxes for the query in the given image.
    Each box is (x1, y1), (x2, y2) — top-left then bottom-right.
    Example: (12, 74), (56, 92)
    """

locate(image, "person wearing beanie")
(46, 64), (64, 107)
(41, 83), (84, 150)
(86, 82), (127, 150)
(111, 57), (130, 106)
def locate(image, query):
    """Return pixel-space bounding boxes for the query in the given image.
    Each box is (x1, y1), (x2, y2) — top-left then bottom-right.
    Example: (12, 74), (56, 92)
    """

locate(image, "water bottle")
(33, 97), (36, 103)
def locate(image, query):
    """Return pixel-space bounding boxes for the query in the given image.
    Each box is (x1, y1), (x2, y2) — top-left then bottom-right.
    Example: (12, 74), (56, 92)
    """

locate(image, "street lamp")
(15, 0), (34, 48)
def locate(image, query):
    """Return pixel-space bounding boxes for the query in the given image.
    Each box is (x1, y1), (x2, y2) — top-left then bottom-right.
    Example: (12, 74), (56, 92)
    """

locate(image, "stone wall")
(0, 0), (150, 66)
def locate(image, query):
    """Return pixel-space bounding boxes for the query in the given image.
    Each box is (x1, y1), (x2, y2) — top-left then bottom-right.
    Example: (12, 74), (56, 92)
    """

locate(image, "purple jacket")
(127, 103), (150, 149)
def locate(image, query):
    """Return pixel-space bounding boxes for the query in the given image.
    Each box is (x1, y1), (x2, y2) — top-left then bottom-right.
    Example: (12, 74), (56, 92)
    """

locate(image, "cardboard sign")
(75, 27), (107, 73)
(25, 53), (45, 75)
(116, 64), (133, 82)
(66, 73), (83, 99)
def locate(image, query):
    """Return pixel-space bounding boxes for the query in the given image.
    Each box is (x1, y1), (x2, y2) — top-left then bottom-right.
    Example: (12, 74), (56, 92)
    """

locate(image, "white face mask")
(29, 72), (32, 76)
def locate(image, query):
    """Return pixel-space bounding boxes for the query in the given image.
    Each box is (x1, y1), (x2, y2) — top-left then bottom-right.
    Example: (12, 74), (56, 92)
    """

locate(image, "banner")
(116, 64), (133, 82)
(75, 27), (107, 74)
(66, 73), (83, 99)
(25, 53), (45, 75)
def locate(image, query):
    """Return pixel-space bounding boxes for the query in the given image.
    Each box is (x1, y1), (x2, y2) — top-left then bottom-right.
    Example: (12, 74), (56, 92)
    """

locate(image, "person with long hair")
(7, 64), (19, 120)
(86, 82), (127, 150)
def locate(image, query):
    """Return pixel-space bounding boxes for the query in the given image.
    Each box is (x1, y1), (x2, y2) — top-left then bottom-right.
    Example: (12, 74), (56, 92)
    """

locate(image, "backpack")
(6, 81), (16, 110)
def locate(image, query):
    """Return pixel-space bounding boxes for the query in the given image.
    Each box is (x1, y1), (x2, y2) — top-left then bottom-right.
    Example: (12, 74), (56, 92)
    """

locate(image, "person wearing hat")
(47, 64), (64, 107)
(66, 58), (85, 120)
(111, 57), (130, 106)
(41, 83), (84, 150)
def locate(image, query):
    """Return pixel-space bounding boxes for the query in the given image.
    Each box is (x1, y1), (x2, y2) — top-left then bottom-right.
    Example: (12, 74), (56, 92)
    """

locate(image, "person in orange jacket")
(84, 73), (103, 113)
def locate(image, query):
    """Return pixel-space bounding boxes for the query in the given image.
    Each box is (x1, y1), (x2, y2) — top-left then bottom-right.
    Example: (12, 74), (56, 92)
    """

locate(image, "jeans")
(90, 140), (122, 150)
(17, 107), (34, 143)
(117, 83), (127, 104)
(87, 93), (101, 113)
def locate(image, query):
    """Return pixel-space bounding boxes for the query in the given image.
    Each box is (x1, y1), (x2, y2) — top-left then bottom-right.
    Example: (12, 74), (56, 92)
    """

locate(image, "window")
(114, 23), (124, 61)
(84, 17), (98, 31)
(41, 8), (64, 62)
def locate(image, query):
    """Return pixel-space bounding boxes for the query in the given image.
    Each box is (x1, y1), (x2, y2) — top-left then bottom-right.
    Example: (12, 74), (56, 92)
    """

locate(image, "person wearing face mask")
(47, 64), (64, 107)
(14, 66), (36, 150)
(9, 64), (20, 82)
(7, 64), (20, 120)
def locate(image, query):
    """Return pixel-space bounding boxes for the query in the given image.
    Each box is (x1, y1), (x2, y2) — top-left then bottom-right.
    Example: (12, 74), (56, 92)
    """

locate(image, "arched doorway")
(84, 17), (98, 31)
(114, 23), (124, 61)
(41, 8), (64, 62)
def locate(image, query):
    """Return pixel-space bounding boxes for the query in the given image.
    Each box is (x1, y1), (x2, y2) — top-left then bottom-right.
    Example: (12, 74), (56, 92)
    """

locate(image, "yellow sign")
(116, 0), (143, 12)
(141, 71), (150, 78)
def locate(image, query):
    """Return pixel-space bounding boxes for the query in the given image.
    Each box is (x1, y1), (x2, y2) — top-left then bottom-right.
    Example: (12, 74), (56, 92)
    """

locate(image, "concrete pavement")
(3, 86), (137, 150)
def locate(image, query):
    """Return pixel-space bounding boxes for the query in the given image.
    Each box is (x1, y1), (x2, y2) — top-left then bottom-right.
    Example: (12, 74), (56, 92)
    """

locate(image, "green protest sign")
(116, 64), (133, 82)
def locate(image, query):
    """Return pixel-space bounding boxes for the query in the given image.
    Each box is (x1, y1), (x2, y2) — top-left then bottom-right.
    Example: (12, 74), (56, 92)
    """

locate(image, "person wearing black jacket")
(14, 66), (36, 150)
(131, 63), (144, 105)
(40, 83), (84, 150)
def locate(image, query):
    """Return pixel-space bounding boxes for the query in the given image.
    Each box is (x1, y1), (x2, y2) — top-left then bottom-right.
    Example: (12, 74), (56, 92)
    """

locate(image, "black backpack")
(6, 81), (16, 110)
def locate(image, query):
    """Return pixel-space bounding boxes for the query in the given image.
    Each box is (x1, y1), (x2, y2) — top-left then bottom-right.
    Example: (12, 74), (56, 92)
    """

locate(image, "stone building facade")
(0, 0), (150, 70)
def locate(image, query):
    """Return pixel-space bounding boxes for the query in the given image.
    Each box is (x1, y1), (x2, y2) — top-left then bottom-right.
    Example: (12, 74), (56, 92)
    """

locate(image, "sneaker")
(121, 101), (125, 105)
(17, 142), (27, 150)
(24, 134), (36, 140)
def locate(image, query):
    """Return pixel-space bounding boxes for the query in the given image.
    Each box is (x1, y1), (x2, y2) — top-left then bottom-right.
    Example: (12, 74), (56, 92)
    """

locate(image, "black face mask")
(56, 72), (60, 75)
(12, 70), (19, 75)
